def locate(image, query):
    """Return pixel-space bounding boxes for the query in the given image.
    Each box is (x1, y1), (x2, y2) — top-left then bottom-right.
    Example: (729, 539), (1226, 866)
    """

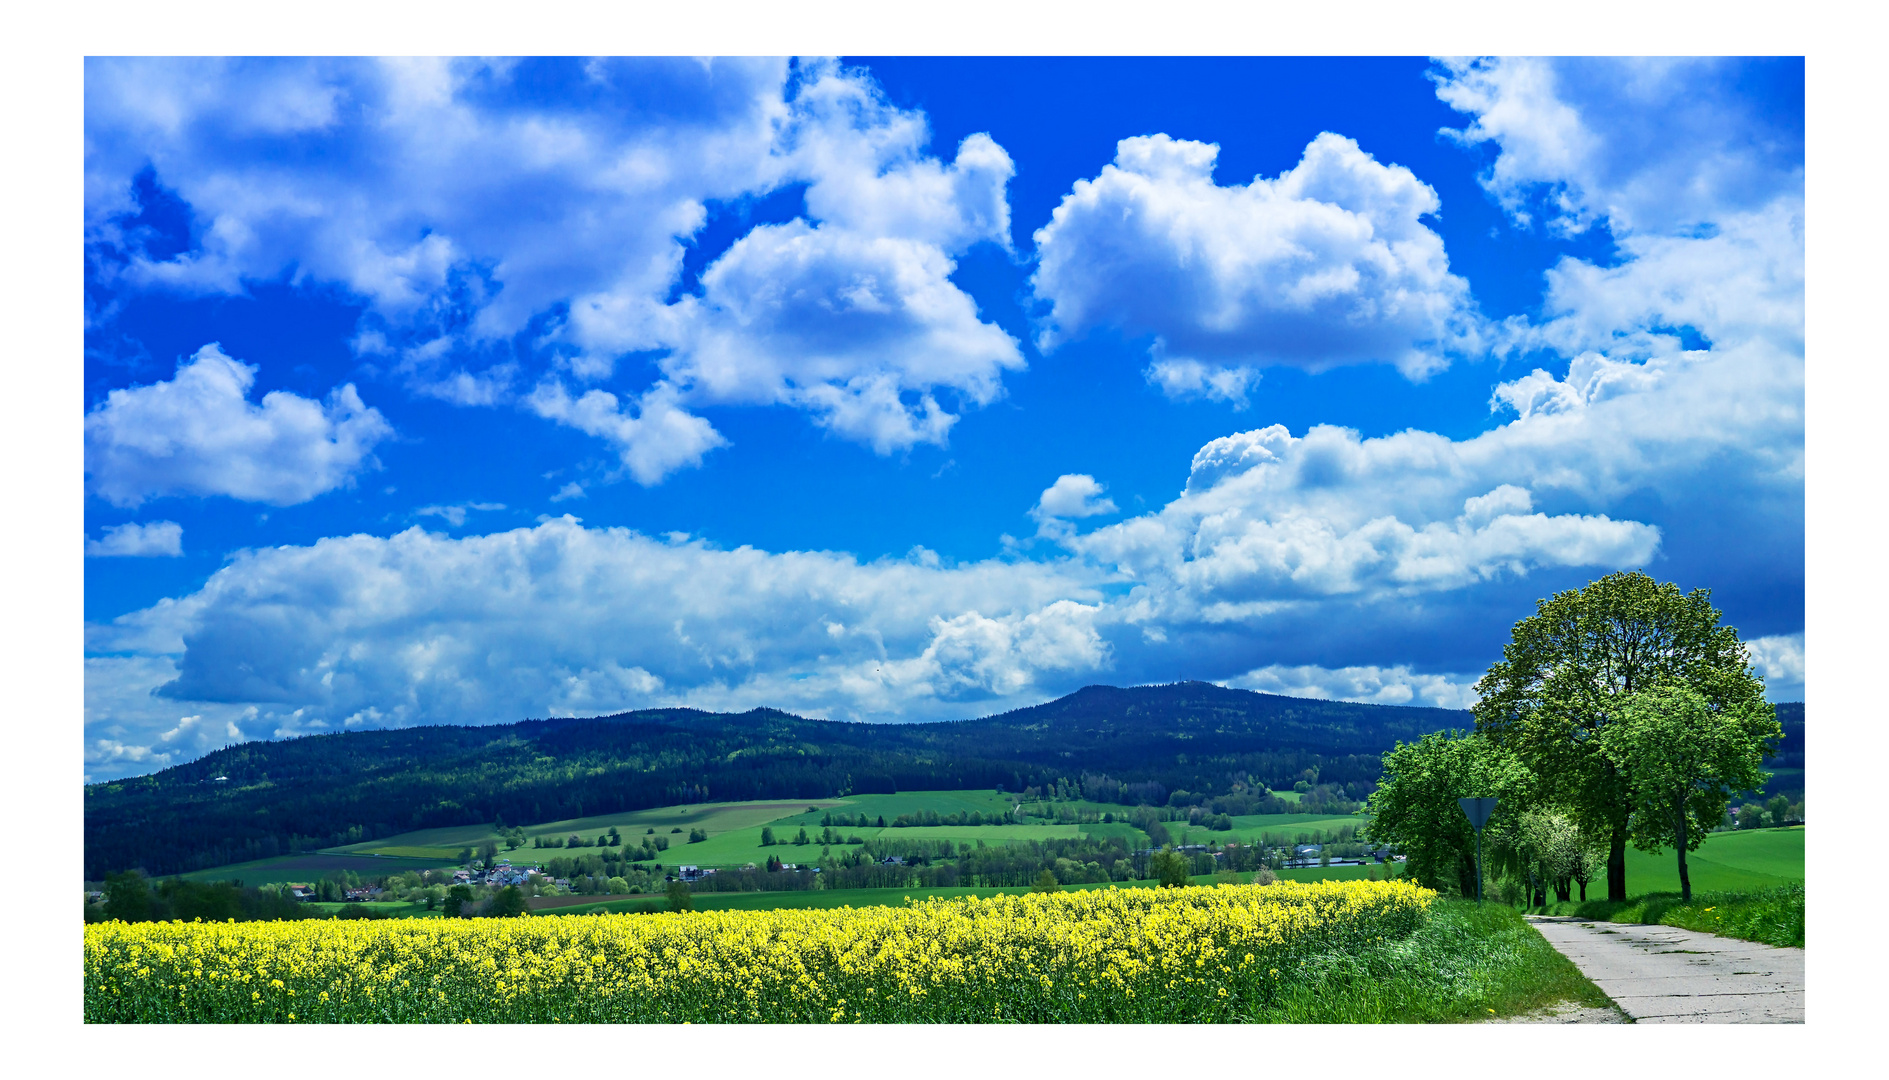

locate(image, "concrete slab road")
(1526, 915), (1804, 1023)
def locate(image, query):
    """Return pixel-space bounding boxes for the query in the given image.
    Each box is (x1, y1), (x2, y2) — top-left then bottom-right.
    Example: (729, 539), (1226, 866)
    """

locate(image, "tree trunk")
(1675, 794), (1691, 903)
(1555, 877), (1571, 903)
(1578, 879), (1587, 902)
(1607, 827), (1628, 901)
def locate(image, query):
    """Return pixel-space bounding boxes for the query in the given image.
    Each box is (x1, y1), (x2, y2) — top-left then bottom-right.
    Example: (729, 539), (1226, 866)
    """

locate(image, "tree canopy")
(1599, 683), (1777, 901)
(1471, 571), (1771, 900)
(1363, 731), (1536, 898)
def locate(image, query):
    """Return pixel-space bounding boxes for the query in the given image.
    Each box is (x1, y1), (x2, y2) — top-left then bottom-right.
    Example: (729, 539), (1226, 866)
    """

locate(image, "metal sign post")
(1458, 797), (1498, 903)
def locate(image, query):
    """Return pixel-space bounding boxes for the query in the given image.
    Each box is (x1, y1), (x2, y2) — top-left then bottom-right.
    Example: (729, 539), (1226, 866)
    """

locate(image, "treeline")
(85, 872), (344, 924)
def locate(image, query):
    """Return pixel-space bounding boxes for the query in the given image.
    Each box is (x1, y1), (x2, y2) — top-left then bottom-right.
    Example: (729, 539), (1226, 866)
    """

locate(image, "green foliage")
(1364, 731), (1536, 898)
(97, 870), (311, 924)
(485, 886), (529, 918)
(104, 871), (156, 923)
(1599, 684), (1775, 900)
(1249, 901), (1615, 1022)
(688, 828), (708, 843)
(1488, 809), (1606, 905)
(1029, 869), (1062, 893)
(1766, 794), (1790, 827)
(759, 826), (775, 846)
(1472, 571), (1772, 900)
(1150, 850), (1190, 888)
(443, 884), (473, 919)
(666, 881), (693, 912)
(1566, 882), (1804, 949)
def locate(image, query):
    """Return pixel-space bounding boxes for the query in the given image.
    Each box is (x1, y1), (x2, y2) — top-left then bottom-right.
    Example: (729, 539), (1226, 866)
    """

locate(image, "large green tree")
(1599, 684), (1776, 901)
(1364, 731), (1537, 898)
(1472, 571), (1773, 901)
(485, 885), (531, 918)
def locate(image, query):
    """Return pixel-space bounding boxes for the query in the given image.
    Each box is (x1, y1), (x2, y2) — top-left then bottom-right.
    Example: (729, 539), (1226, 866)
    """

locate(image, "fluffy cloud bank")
(84, 344), (392, 507)
(89, 517), (1107, 737)
(1072, 423), (1661, 628)
(1031, 132), (1479, 384)
(87, 58), (1027, 485)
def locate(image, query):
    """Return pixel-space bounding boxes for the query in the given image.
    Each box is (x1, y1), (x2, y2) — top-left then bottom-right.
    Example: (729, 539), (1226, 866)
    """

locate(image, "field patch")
(178, 853), (457, 886)
(770, 790), (1019, 827)
(873, 823), (1078, 843)
(324, 799), (853, 859)
(1077, 821), (1151, 845)
(352, 845), (461, 859)
(1604, 827), (1803, 897)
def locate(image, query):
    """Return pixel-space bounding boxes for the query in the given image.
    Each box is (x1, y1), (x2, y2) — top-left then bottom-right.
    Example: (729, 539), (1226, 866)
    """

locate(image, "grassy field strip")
(1587, 828), (1801, 899)
(176, 853), (460, 887)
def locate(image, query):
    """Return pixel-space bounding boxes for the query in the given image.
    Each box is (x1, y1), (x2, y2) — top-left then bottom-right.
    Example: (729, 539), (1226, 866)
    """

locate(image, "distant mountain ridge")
(82, 682), (1801, 880)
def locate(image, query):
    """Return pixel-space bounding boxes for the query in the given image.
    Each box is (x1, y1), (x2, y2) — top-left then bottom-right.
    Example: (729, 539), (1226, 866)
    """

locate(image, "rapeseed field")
(85, 879), (1433, 1023)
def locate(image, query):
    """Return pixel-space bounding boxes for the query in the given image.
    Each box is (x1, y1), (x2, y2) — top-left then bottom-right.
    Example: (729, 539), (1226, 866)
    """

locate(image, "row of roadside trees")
(1366, 571), (1783, 904)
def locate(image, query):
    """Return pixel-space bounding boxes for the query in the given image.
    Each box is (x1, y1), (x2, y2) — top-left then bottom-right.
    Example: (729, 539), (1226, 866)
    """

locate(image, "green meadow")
(1536, 826), (1803, 904)
(174, 852), (458, 887)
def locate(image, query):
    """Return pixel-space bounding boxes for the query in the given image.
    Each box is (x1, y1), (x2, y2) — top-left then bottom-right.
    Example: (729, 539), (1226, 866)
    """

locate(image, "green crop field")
(769, 790), (1019, 826)
(176, 853), (458, 887)
(303, 901), (441, 918)
(1607, 826), (1803, 897)
(325, 798), (855, 858)
(1077, 821), (1151, 845)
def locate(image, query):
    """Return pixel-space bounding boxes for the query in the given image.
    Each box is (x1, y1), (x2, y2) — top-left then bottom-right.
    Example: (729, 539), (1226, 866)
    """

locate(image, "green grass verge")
(1249, 901), (1617, 1023)
(1520, 827), (1803, 947)
(1551, 883), (1804, 949)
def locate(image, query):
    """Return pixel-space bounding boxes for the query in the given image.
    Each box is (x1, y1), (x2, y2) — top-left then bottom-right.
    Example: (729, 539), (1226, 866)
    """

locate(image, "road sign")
(1457, 797), (1498, 902)
(1458, 797), (1498, 830)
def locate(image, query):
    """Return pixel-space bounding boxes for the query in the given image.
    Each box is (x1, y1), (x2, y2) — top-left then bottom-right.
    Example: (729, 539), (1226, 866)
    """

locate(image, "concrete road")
(1526, 915), (1804, 1023)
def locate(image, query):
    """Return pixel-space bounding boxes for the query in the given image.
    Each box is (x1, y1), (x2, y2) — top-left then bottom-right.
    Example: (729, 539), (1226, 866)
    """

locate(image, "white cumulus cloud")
(1744, 633), (1805, 700)
(84, 343), (393, 507)
(1033, 474), (1118, 522)
(1032, 131), (1480, 382)
(1432, 57), (1803, 237)
(86, 520), (183, 557)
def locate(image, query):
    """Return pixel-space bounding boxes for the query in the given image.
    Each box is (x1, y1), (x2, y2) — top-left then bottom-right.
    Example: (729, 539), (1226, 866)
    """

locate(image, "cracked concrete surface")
(1525, 915), (1804, 1023)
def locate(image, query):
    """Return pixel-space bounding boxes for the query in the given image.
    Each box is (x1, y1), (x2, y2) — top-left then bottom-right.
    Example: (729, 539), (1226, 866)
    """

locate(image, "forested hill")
(961, 682), (1469, 753)
(82, 683), (1801, 880)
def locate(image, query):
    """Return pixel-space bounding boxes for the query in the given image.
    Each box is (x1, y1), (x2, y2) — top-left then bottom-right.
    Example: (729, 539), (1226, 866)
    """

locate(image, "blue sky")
(82, 56), (1805, 781)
